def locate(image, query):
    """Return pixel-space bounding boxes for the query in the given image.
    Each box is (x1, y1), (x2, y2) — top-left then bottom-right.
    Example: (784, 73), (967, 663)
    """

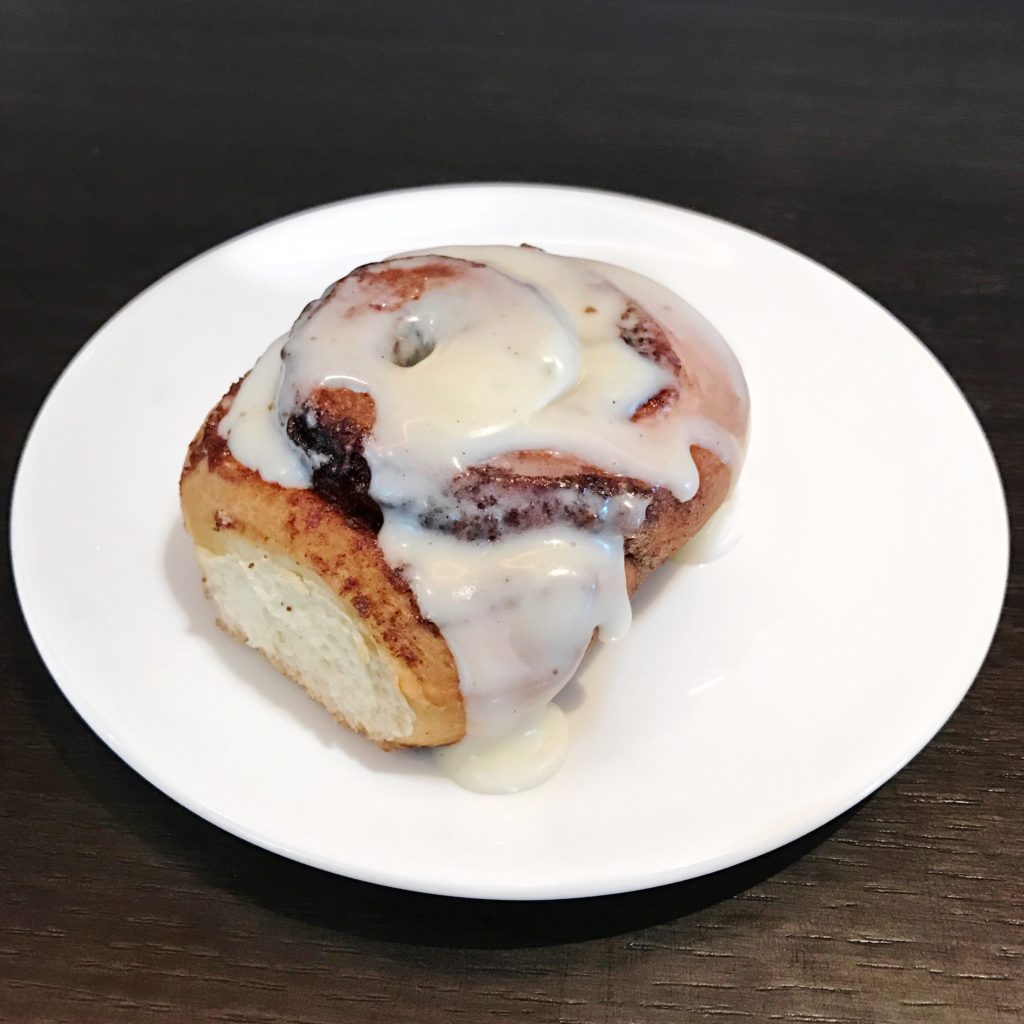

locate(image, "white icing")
(220, 335), (313, 489)
(434, 704), (569, 795)
(218, 245), (749, 786)
(379, 523), (630, 735)
(221, 250), (745, 503)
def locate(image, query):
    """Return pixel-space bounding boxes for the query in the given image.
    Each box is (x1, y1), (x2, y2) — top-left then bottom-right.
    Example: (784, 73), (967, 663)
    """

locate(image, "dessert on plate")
(180, 245), (749, 788)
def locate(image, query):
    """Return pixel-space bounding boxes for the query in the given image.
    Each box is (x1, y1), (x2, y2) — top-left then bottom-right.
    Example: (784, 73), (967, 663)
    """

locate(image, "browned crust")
(623, 446), (730, 593)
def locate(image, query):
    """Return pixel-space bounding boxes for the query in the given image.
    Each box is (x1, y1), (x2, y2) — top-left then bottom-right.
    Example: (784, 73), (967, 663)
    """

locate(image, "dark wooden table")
(3, 2), (1021, 1021)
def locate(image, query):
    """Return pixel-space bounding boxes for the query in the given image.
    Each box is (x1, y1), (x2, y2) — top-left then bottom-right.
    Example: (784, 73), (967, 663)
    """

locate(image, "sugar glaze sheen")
(220, 245), (750, 792)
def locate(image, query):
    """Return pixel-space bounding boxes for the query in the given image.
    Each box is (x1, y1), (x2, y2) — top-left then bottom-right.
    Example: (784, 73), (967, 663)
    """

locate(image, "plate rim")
(10, 182), (1011, 900)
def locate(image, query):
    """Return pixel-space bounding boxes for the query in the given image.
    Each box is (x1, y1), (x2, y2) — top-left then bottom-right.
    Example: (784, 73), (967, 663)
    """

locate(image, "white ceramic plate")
(12, 185), (1008, 900)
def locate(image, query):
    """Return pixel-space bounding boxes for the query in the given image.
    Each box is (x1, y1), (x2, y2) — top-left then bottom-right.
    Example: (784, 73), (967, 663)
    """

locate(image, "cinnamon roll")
(180, 245), (749, 776)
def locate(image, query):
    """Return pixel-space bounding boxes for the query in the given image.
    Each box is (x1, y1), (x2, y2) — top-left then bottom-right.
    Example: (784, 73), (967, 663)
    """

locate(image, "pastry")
(180, 245), (749, 766)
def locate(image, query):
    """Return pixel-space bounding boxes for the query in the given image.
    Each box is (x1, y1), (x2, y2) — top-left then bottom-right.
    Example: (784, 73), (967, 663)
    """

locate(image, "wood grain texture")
(2, 1), (1021, 1021)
